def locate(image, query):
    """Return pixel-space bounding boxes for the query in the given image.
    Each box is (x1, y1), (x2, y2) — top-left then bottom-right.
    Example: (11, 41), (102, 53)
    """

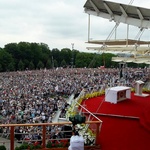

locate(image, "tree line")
(0, 42), (146, 72)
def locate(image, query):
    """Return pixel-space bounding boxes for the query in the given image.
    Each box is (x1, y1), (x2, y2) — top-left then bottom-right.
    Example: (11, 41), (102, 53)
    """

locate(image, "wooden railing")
(0, 121), (101, 150)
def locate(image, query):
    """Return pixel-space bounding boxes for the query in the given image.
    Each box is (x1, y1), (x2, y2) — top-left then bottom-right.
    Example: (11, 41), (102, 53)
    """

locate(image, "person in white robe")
(68, 131), (84, 150)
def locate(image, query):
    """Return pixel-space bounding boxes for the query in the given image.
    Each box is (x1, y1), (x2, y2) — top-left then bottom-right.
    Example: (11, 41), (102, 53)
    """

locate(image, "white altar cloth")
(105, 86), (131, 104)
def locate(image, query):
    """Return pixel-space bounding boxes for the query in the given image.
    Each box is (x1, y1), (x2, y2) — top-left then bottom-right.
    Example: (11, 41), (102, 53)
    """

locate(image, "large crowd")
(0, 67), (149, 143)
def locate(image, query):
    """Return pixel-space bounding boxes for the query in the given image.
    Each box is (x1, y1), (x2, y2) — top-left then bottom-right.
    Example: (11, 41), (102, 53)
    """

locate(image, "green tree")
(18, 42), (31, 61)
(52, 48), (61, 66)
(75, 52), (93, 68)
(8, 63), (15, 71)
(103, 53), (116, 68)
(30, 43), (43, 68)
(0, 64), (3, 72)
(88, 58), (96, 68)
(18, 60), (24, 71)
(60, 59), (67, 67)
(53, 59), (58, 68)
(4, 43), (18, 57)
(72, 49), (79, 68)
(46, 59), (52, 69)
(40, 43), (51, 64)
(28, 61), (35, 70)
(40, 43), (50, 53)
(23, 59), (30, 70)
(37, 61), (44, 69)
(60, 48), (72, 66)
(0, 50), (14, 71)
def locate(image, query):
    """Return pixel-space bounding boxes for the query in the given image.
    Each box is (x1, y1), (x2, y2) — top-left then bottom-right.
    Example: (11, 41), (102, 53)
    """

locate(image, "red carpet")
(81, 92), (150, 150)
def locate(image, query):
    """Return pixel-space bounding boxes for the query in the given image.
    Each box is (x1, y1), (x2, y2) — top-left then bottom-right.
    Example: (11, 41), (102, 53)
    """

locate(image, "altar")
(105, 86), (131, 104)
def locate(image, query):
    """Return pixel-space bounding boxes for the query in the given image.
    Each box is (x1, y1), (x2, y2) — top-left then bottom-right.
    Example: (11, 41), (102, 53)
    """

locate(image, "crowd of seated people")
(0, 67), (149, 144)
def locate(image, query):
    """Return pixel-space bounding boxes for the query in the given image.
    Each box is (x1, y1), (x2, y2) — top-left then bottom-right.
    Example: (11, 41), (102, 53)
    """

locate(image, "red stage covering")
(81, 92), (150, 150)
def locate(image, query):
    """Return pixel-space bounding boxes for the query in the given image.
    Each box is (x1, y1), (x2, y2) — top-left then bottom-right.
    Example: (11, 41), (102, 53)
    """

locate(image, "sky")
(0, 0), (150, 52)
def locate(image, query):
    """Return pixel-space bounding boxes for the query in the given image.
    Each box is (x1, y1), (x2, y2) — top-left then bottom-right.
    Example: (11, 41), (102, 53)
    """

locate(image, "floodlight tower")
(71, 43), (74, 68)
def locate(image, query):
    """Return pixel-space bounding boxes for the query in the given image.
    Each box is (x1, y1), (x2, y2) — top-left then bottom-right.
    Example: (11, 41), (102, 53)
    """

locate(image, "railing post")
(42, 125), (46, 149)
(95, 123), (100, 145)
(10, 126), (14, 150)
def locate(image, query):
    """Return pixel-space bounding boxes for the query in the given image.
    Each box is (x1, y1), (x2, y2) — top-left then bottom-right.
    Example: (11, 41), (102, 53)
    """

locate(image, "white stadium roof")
(84, 0), (150, 28)
(84, 0), (150, 64)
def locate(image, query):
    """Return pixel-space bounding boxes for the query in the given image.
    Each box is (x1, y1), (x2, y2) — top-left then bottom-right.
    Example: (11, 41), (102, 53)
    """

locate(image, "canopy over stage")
(84, 0), (150, 29)
(111, 56), (150, 64)
(86, 45), (150, 53)
(84, 0), (150, 63)
(86, 39), (150, 46)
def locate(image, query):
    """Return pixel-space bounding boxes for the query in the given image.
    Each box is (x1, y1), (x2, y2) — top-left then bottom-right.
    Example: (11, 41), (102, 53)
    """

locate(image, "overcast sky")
(0, 0), (150, 52)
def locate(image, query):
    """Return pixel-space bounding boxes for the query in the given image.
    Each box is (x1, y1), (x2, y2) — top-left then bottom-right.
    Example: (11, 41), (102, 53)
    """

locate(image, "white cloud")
(0, 0), (150, 52)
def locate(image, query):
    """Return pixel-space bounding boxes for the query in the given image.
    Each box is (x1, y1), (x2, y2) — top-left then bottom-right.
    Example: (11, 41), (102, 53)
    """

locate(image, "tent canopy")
(84, 0), (150, 28)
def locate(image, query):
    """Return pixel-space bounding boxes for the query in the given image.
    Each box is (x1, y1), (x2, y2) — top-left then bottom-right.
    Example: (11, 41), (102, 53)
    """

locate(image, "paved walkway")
(0, 137), (21, 150)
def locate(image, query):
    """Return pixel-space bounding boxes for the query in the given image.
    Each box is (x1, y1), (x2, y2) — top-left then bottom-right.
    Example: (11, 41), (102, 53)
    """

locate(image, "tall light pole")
(71, 43), (74, 68)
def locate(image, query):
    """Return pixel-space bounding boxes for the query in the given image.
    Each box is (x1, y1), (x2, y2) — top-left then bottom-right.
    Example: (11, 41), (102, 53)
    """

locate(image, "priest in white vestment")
(68, 131), (84, 150)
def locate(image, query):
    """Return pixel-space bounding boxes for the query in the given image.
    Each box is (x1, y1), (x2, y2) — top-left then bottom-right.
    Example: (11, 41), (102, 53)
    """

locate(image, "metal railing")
(0, 121), (101, 150)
